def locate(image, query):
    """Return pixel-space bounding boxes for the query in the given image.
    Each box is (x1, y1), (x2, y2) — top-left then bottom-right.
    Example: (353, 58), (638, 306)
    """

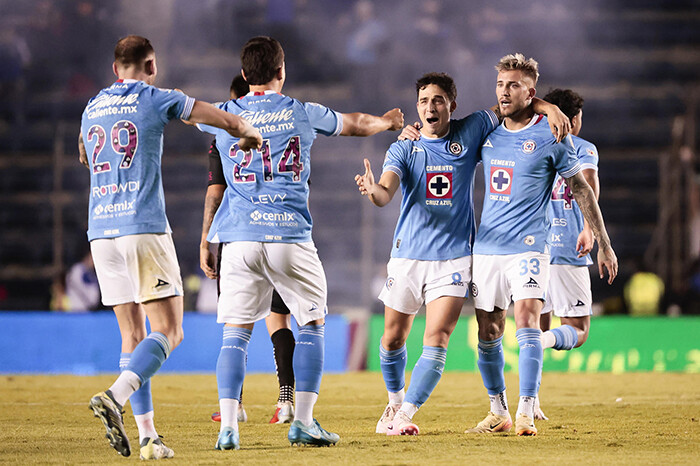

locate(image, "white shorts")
(217, 241), (327, 325)
(472, 252), (550, 312)
(91, 233), (183, 306)
(541, 264), (593, 317)
(378, 256), (471, 315)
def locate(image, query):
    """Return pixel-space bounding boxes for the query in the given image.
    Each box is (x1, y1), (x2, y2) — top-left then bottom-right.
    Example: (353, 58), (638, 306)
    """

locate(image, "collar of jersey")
(245, 90), (280, 96)
(419, 122), (452, 141)
(116, 79), (139, 84)
(500, 113), (543, 133)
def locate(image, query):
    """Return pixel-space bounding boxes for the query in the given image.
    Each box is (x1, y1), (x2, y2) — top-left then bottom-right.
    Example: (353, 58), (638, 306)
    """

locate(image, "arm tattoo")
(567, 171), (611, 249)
(202, 193), (223, 237)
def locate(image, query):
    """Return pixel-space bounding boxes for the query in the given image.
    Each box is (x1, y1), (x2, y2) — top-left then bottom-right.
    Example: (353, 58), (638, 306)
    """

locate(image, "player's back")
(81, 79), (194, 240)
(203, 91), (342, 244)
(548, 135), (599, 265)
(475, 115), (579, 255)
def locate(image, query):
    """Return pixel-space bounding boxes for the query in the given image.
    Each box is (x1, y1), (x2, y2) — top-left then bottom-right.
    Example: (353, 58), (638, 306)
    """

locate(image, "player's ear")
(241, 69), (247, 82)
(528, 86), (536, 100)
(112, 61), (119, 78)
(450, 100), (457, 113)
(144, 58), (156, 77)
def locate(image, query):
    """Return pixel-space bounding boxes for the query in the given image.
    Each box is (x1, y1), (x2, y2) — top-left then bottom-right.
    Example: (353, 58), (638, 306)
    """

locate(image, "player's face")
(496, 70), (535, 118)
(416, 84), (455, 138)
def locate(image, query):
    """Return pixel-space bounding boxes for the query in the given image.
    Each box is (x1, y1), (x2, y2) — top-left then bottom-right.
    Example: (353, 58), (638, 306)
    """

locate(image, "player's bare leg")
(467, 308), (512, 433)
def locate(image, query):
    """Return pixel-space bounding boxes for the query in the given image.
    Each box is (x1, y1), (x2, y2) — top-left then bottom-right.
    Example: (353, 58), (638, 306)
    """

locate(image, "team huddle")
(78, 34), (617, 458)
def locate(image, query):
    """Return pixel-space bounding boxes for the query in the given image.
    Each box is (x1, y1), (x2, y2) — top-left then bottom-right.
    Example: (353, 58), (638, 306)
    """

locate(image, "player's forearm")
(367, 185), (392, 207)
(78, 133), (89, 168)
(341, 113), (391, 137)
(201, 186), (224, 247)
(569, 172), (612, 250)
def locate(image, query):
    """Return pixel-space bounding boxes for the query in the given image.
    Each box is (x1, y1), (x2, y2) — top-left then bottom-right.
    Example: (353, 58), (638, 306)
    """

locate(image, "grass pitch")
(1, 372), (699, 464)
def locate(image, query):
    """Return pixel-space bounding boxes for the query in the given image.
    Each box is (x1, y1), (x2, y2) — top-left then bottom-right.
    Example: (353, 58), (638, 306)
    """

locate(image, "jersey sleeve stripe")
(383, 166), (403, 178)
(579, 163), (598, 171)
(485, 108), (499, 130)
(559, 163), (581, 179)
(330, 110), (343, 137)
(180, 96), (195, 120)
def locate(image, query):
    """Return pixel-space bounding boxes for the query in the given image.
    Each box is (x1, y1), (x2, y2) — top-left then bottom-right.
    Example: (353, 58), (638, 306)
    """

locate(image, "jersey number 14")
(231, 136), (303, 183)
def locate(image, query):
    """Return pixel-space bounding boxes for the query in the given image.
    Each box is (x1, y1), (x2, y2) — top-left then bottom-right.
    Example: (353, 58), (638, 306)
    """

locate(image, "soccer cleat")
(269, 401), (294, 424)
(515, 413), (538, 436)
(288, 419), (339, 447)
(465, 411), (513, 433)
(385, 410), (419, 436)
(375, 403), (400, 434)
(215, 427), (240, 450)
(140, 437), (175, 460)
(533, 395), (548, 421)
(211, 405), (247, 423)
(89, 390), (131, 457)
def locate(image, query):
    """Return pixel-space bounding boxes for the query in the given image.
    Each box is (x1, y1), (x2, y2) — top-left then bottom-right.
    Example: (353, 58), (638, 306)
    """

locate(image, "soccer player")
(535, 89), (598, 420)
(466, 54), (617, 436)
(79, 35), (262, 459)
(362, 73), (571, 436)
(203, 75), (295, 425)
(197, 36), (403, 450)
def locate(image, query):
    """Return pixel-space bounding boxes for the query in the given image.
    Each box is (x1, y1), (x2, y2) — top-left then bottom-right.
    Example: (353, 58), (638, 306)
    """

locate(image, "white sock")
(109, 370), (141, 407)
(398, 402), (418, 419)
(134, 411), (158, 442)
(219, 398), (239, 431)
(517, 396), (535, 418)
(541, 331), (556, 349)
(388, 389), (404, 406)
(294, 391), (318, 426)
(489, 390), (509, 416)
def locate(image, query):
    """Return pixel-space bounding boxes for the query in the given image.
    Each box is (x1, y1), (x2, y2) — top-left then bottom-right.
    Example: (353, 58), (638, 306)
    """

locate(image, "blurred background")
(0, 0), (699, 321)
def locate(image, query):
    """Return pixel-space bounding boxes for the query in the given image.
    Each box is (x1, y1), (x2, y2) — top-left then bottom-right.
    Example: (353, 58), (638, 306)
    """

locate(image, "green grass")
(1, 372), (699, 464)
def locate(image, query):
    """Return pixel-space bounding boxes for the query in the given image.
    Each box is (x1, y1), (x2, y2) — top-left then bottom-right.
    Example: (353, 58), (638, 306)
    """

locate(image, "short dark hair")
(241, 36), (284, 85)
(543, 88), (584, 122)
(230, 74), (249, 99)
(114, 35), (154, 67)
(416, 72), (457, 103)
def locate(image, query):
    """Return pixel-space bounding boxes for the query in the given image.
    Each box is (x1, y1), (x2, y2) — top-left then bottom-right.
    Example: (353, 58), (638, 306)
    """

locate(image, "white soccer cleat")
(515, 413), (538, 436)
(533, 395), (548, 421)
(385, 410), (419, 436)
(465, 411), (513, 433)
(238, 403), (248, 423)
(269, 401), (294, 424)
(139, 437), (175, 460)
(375, 403), (400, 434)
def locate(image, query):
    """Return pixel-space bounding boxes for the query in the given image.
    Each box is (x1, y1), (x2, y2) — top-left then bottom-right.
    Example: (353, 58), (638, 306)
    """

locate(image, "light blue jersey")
(383, 110), (499, 260)
(81, 79), (194, 241)
(474, 114), (580, 255)
(548, 135), (599, 266)
(199, 91), (342, 243)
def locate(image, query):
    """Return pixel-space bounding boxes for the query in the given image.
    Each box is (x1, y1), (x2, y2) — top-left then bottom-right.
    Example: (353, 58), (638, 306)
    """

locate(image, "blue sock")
(516, 328), (543, 397)
(379, 344), (407, 393)
(404, 346), (447, 408)
(477, 337), (506, 395)
(126, 332), (171, 386)
(294, 324), (324, 393)
(551, 325), (579, 350)
(216, 327), (251, 400)
(119, 353), (153, 415)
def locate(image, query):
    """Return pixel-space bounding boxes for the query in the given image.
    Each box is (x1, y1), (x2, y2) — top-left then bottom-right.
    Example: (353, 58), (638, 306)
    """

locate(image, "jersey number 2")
(230, 136), (303, 183)
(87, 121), (138, 175)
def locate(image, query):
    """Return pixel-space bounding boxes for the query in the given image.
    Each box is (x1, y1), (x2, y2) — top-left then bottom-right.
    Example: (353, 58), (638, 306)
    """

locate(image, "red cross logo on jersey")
(490, 167), (513, 194)
(426, 173), (452, 199)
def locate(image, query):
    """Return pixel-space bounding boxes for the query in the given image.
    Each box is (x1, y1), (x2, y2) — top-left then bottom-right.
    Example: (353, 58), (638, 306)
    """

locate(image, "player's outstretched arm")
(200, 184), (225, 280)
(188, 100), (263, 151)
(78, 133), (89, 168)
(532, 98), (570, 143)
(354, 158), (399, 207)
(340, 108), (404, 137)
(576, 168), (601, 257)
(567, 170), (618, 284)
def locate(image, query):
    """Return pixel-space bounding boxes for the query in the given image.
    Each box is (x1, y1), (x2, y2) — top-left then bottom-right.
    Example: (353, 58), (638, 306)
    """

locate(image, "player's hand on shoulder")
(384, 108), (405, 131)
(547, 107), (571, 143)
(354, 158), (375, 196)
(398, 122), (421, 141)
(597, 245), (618, 285)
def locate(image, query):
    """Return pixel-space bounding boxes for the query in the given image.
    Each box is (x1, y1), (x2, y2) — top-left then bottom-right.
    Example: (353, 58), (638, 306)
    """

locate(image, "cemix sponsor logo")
(94, 200), (135, 215)
(92, 181), (140, 198)
(239, 108), (294, 126)
(249, 210), (295, 222)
